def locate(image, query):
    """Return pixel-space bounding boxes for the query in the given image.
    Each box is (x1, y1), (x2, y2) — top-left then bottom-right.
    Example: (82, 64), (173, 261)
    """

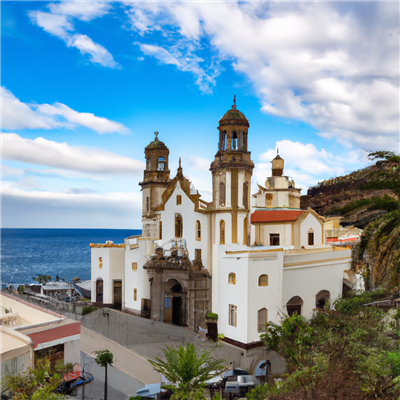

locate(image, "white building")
(91, 101), (352, 348)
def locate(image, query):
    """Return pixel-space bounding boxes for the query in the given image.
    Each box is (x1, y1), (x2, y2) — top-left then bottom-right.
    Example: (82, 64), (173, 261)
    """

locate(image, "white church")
(90, 101), (352, 349)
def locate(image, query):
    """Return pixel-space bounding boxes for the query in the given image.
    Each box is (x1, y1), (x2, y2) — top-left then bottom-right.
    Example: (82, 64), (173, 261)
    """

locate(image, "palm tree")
(94, 349), (115, 400)
(148, 342), (228, 400)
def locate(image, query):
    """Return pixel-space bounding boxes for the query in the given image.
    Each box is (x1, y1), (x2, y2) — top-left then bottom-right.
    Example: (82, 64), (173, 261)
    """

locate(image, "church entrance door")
(172, 297), (181, 325)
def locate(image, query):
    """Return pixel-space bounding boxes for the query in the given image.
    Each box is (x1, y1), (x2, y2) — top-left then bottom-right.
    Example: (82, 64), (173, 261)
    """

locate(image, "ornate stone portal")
(144, 240), (211, 331)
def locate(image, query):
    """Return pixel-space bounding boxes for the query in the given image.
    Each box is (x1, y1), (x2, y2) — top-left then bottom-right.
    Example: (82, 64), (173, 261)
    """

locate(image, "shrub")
(82, 305), (97, 315)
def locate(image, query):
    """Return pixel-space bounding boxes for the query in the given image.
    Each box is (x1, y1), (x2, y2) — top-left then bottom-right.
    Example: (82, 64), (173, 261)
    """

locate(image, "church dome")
(145, 133), (167, 150)
(219, 108), (248, 123)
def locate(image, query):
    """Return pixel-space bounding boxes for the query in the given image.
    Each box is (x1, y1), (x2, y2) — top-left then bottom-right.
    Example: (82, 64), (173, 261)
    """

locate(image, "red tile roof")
(251, 210), (305, 223)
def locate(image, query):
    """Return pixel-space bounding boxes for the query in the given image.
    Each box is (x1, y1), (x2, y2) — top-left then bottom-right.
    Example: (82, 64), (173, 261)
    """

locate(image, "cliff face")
(301, 156), (400, 289)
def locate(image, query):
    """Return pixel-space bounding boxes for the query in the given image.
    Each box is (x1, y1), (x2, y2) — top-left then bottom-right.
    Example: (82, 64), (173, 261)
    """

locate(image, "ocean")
(1, 228), (141, 288)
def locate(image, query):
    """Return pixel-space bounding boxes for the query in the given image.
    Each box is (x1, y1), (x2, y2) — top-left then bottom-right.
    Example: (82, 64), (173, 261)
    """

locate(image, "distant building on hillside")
(90, 100), (352, 349)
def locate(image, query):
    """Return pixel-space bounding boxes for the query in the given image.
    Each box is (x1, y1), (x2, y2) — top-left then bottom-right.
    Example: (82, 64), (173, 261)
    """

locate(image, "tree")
(32, 275), (52, 284)
(253, 292), (400, 400)
(94, 349), (115, 400)
(148, 342), (228, 400)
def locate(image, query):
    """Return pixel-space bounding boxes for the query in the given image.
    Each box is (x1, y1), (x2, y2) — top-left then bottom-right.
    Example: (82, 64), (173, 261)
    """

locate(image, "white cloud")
(136, 42), (221, 94)
(126, 2), (399, 148)
(188, 156), (210, 173)
(29, 2), (118, 68)
(2, 133), (145, 177)
(2, 183), (142, 228)
(256, 139), (367, 193)
(2, 87), (128, 134)
(15, 176), (44, 190)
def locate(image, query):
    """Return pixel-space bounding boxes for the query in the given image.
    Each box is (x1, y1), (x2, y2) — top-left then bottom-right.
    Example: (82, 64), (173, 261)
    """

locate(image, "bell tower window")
(175, 214), (183, 238)
(232, 131), (237, 150)
(222, 131), (227, 150)
(158, 157), (165, 171)
(219, 182), (226, 206)
(146, 158), (151, 170)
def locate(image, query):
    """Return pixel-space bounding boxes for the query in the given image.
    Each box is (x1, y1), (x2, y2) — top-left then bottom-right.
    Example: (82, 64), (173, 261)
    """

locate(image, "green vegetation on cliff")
(247, 293), (400, 400)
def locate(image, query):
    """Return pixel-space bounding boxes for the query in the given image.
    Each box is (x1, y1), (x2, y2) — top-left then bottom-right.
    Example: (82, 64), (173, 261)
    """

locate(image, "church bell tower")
(210, 97), (254, 245)
(139, 132), (170, 238)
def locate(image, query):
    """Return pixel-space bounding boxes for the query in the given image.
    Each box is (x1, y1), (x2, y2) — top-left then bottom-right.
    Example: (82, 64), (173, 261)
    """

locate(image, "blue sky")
(2, 1), (399, 228)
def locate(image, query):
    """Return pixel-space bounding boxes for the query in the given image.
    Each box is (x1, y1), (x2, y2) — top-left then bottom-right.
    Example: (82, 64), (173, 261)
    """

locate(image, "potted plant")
(205, 312), (218, 342)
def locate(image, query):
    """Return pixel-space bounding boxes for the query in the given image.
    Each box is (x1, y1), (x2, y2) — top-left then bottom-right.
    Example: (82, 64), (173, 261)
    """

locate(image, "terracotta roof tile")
(251, 210), (305, 223)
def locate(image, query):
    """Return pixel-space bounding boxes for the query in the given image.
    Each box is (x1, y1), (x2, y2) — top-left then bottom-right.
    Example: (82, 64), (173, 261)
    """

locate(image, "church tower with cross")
(210, 95), (255, 246)
(139, 132), (171, 238)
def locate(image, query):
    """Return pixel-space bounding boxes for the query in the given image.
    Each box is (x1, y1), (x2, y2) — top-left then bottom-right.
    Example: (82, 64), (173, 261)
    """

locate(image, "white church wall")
(91, 247), (124, 304)
(300, 213), (325, 248)
(246, 250), (284, 343)
(124, 239), (150, 314)
(160, 184), (209, 267)
(217, 249), (249, 344)
(260, 223), (292, 247)
(273, 191), (289, 208)
(282, 249), (352, 317)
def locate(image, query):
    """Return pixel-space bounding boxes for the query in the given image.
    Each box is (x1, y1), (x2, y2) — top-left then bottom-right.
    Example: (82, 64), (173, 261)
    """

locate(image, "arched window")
(259, 274), (268, 286)
(316, 290), (330, 309)
(287, 296), (304, 317)
(232, 131), (237, 150)
(266, 194), (273, 207)
(175, 214), (183, 238)
(177, 195), (182, 205)
(228, 273), (236, 285)
(158, 157), (165, 171)
(220, 220), (225, 244)
(258, 308), (268, 332)
(196, 220), (201, 240)
(243, 182), (249, 209)
(146, 158), (151, 170)
(308, 228), (314, 245)
(219, 182), (226, 206)
(222, 131), (227, 150)
(159, 221), (162, 240)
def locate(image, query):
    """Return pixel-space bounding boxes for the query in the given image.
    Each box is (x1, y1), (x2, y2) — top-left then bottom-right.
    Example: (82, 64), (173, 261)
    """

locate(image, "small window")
(196, 220), (201, 240)
(159, 221), (162, 240)
(259, 274), (268, 286)
(164, 297), (171, 309)
(134, 288), (137, 301)
(222, 131), (227, 150)
(146, 197), (150, 212)
(132, 262), (137, 271)
(266, 194), (273, 207)
(175, 214), (183, 238)
(308, 229), (314, 246)
(220, 220), (225, 244)
(258, 308), (268, 332)
(177, 195), (182, 205)
(228, 273), (236, 285)
(270, 234), (280, 246)
(158, 157), (164, 171)
(99, 257), (102, 269)
(229, 304), (237, 327)
(219, 182), (226, 206)
(195, 249), (202, 261)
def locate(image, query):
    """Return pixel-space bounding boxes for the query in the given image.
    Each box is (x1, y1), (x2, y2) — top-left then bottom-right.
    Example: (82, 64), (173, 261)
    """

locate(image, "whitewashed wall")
(282, 249), (352, 317)
(300, 213), (325, 248)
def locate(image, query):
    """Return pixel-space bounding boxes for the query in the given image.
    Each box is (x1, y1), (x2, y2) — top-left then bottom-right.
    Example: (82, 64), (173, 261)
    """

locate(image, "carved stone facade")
(144, 242), (211, 330)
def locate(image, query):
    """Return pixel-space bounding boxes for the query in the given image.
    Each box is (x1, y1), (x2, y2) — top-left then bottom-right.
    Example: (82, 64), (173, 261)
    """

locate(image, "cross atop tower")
(232, 95), (236, 109)
(154, 131), (159, 139)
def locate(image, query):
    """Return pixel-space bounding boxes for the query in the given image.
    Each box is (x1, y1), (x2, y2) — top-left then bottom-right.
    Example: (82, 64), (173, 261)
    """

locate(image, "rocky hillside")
(301, 151), (400, 289)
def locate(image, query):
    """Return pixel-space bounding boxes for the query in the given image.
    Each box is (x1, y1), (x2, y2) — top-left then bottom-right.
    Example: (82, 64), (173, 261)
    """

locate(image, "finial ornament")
(155, 131), (159, 139)
(177, 157), (183, 178)
(232, 95), (236, 109)
(179, 157), (181, 168)
(277, 148), (279, 154)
